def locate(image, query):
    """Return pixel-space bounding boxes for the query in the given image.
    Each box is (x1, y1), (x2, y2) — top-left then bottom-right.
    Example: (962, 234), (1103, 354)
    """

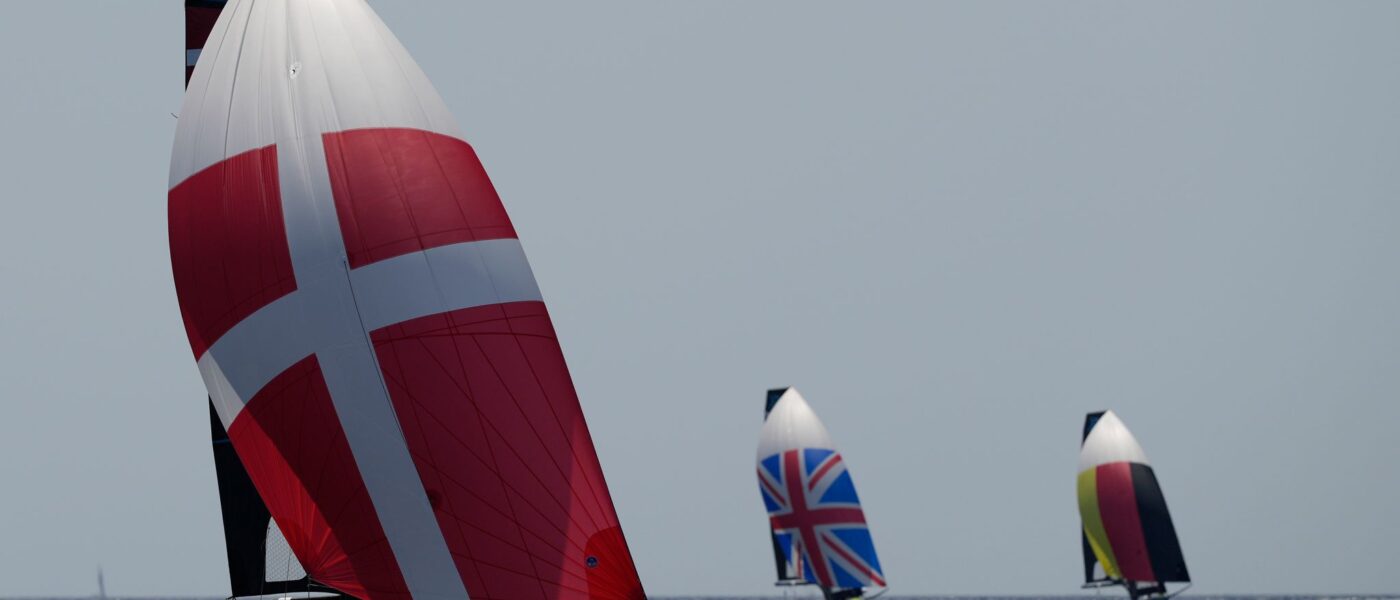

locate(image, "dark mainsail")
(1081, 410), (1108, 584)
(1129, 464), (1190, 584)
(762, 388), (802, 585)
(210, 405), (333, 597)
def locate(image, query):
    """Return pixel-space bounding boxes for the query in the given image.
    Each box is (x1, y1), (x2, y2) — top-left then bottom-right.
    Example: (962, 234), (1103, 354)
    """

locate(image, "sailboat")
(171, 2), (646, 599)
(1078, 411), (1190, 600)
(757, 388), (885, 600)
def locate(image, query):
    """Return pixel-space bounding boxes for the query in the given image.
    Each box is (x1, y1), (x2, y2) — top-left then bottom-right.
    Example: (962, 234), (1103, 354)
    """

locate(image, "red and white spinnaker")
(170, 2), (645, 599)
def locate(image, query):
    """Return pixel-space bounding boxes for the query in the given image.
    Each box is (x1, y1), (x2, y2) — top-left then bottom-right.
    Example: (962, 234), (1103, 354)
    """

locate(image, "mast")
(209, 405), (331, 598)
(762, 389), (805, 587)
(1078, 411), (1190, 600)
(183, 1), (224, 85)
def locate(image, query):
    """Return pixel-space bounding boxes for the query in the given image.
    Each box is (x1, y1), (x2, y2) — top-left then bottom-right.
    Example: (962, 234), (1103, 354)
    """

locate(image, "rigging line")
(258, 514), (269, 600)
(273, 7), (363, 556)
(340, 257), (410, 442)
(1164, 582), (1193, 600)
(295, 0), (403, 452)
(281, 521), (294, 584)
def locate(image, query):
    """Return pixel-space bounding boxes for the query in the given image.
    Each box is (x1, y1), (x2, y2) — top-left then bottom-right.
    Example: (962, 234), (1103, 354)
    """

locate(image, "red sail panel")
(330, 128), (643, 598)
(227, 356), (410, 600)
(168, 144), (295, 358)
(370, 302), (645, 600)
(1095, 462), (1157, 582)
(322, 128), (517, 269)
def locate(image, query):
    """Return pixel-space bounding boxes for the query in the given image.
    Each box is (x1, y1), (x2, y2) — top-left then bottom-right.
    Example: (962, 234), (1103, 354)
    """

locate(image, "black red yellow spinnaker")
(1078, 411), (1189, 597)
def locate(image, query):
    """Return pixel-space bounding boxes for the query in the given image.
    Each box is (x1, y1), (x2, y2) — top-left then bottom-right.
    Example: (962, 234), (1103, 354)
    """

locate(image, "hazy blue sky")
(1, 1), (1397, 596)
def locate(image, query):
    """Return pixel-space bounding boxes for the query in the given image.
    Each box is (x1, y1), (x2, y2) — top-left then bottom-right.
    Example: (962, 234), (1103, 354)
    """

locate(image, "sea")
(6, 596), (1396, 600)
(657, 597), (1395, 600)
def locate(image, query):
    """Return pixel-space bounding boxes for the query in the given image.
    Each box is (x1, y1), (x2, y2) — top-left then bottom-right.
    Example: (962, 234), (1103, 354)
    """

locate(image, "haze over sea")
(4, 597), (1398, 600)
(5, 597), (1399, 600)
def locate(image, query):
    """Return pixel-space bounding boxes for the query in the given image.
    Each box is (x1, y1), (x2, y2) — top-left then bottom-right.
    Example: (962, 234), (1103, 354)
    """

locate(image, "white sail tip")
(1079, 409), (1151, 471)
(757, 387), (835, 460)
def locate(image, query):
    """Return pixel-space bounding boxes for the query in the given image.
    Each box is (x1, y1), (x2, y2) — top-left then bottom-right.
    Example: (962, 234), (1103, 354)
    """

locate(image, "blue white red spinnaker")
(758, 388), (884, 592)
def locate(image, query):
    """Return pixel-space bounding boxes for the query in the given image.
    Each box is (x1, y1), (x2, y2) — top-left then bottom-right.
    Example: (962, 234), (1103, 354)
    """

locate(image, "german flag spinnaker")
(1078, 411), (1189, 600)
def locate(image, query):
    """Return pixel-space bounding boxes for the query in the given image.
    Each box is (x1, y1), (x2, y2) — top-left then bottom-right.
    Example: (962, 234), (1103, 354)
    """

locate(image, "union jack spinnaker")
(171, 2), (645, 599)
(1078, 411), (1190, 600)
(757, 388), (885, 600)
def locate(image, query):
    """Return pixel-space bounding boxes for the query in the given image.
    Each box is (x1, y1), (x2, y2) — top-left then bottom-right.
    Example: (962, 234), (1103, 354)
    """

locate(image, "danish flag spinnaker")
(171, 2), (645, 599)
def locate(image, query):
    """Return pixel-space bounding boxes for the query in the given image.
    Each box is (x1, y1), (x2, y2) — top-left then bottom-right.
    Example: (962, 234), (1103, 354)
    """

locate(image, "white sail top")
(1078, 410), (1150, 472)
(173, 0), (461, 187)
(758, 388), (835, 460)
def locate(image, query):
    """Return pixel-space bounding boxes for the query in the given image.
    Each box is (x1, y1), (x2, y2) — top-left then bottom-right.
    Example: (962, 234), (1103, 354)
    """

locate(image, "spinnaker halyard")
(1078, 411), (1190, 600)
(757, 388), (885, 600)
(172, 1), (646, 599)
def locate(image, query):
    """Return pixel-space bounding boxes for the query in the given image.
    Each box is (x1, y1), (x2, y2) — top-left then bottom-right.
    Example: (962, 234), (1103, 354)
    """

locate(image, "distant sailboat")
(757, 388), (885, 600)
(173, 1), (646, 599)
(1078, 411), (1190, 600)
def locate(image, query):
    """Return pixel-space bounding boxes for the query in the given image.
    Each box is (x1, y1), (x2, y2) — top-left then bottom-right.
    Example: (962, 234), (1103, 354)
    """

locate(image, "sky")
(1, 1), (1398, 597)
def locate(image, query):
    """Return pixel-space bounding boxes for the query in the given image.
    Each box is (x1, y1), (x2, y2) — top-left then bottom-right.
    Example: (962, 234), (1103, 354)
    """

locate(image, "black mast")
(1081, 411), (1109, 585)
(763, 388), (802, 584)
